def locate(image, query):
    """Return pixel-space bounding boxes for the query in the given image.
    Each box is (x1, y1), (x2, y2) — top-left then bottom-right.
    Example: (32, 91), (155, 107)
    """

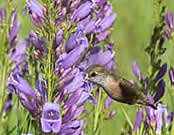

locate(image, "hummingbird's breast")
(104, 75), (122, 99)
(104, 75), (139, 104)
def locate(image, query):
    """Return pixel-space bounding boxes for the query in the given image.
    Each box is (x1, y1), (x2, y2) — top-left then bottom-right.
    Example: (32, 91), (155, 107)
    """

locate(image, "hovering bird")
(85, 65), (157, 109)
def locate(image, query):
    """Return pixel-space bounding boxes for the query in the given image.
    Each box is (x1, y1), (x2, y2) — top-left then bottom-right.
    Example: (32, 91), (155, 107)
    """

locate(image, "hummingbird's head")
(85, 65), (109, 86)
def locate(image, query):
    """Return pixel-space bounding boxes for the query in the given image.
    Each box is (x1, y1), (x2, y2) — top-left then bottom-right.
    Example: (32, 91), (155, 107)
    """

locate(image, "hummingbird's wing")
(119, 78), (157, 109)
(118, 78), (147, 104)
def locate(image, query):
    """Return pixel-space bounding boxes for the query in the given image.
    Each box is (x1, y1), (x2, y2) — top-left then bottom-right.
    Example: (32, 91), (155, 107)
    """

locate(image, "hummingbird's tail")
(138, 99), (157, 110)
(146, 102), (157, 110)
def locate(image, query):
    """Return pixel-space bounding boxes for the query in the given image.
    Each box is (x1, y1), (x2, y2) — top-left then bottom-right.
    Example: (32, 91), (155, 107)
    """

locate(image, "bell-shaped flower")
(41, 102), (62, 133)
(8, 71), (36, 99)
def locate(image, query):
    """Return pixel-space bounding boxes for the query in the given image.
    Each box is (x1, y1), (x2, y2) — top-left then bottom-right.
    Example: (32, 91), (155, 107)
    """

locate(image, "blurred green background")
(1, 0), (174, 134)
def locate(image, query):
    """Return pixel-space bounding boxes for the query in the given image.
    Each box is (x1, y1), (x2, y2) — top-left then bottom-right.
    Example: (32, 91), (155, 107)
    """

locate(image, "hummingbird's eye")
(90, 71), (98, 77)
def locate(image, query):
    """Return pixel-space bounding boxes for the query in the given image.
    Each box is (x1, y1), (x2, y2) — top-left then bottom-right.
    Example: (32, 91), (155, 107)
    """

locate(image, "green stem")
(121, 107), (133, 130)
(94, 89), (102, 133)
(47, 34), (53, 101)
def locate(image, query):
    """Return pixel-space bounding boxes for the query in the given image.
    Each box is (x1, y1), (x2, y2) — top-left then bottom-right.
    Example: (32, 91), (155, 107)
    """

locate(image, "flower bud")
(169, 67), (174, 87)
(166, 11), (173, 31)
(164, 28), (170, 39)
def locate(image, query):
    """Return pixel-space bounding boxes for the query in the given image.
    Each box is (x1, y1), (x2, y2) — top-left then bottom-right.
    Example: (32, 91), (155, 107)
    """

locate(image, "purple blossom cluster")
(132, 61), (174, 134)
(4, 0), (117, 134)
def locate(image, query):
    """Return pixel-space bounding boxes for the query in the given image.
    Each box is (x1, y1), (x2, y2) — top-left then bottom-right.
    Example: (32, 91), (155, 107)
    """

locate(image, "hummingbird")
(85, 65), (157, 109)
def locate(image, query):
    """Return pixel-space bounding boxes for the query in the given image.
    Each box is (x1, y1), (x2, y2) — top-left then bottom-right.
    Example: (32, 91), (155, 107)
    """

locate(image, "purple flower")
(85, 18), (98, 34)
(94, 13), (117, 34)
(106, 110), (116, 120)
(55, 89), (68, 103)
(76, 82), (96, 105)
(132, 61), (142, 80)
(69, 1), (92, 24)
(55, 7), (67, 27)
(154, 79), (165, 102)
(144, 77), (149, 91)
(98, 4), (113, 17)
(25, 0), (45, 19)
(59, 45), (85, 70)
(145, 95), (155, 122)
(155, 104), (168, 134)
(166, 11), (173, 31)
(133, 107), (143, 132)
(35, 75), (47, 103)
(19, 93), (38, 116)
(144, 101), (173, 134)
(9, 39), (29, 67)
(53, 27), (65, 49)
(29, 30), (45, 52)
(94, 30), (110, 44)
(65, 27), (88, 52)
(95, 0), (108, 7)
(8, 71), (36, 99)
(70, 0), (81, 11)
(77, 15), (91, 28)
(104, 96), (113, 109)
(63, 88), (83, 109)
(79, 46), (115, 71)
(62, 71), (84, 93)
(8, 20), (20, 42)
(153, 63), (167, 84)
(2, 93), (12, 117)
(169, 66), (174, 86)
(41, 102), (61, 133)
(24, 0), (46, 27)
(10, 10), (17, 26)
(0, 7), (6, 24)
(59, 68), (79, 84)
(164, 28), (170, 39)
(62, 104), (84, 123)
(58, 120), (84, 135)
